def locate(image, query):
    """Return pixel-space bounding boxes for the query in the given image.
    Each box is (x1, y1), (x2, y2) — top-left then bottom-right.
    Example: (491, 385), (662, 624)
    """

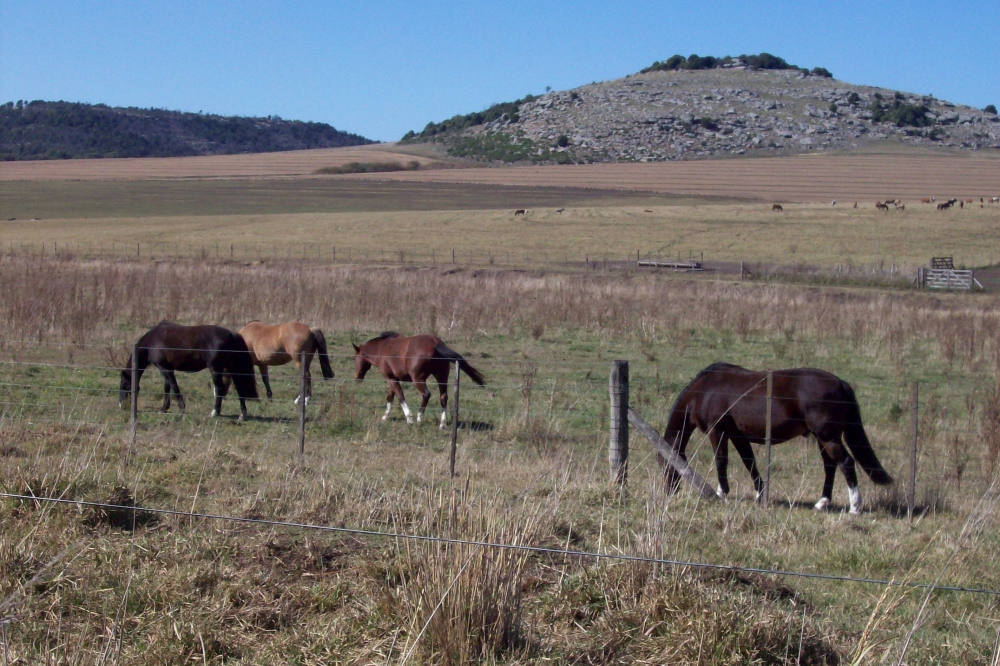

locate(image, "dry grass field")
(1, 257), (999, 664)
(2, 196), (998, 271)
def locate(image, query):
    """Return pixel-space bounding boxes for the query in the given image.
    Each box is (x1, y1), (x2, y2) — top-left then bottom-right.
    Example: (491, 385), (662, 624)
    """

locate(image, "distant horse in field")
(119, 322), (258, 420)
(875, 202), (889, 211)
(353, 332), (485, 427)
(771, 204), (783, 211)
(514, 209), (529, 216)
(238, 321), (334, 404)
(660, 363), (893, 514)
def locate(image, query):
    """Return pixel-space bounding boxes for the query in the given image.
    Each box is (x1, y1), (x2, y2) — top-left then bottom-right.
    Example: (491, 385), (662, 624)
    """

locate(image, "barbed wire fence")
(2, 339), (1000, 666)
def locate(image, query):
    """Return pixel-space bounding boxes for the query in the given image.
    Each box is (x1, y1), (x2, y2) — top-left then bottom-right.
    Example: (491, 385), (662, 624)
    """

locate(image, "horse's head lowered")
(352, 342), (371, 382)
(119, 367), (132, 409)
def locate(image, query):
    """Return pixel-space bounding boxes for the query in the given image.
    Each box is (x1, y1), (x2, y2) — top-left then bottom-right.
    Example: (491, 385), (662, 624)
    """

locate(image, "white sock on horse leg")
(416, 410), (422, 423)
(440, 410), (448, 429)
(814, 497), (830, 511)
(382, 402), (392, 421)
(401, 400), (413, 423)
(848, 486), (861, 515)
(716, 484), (727, 499)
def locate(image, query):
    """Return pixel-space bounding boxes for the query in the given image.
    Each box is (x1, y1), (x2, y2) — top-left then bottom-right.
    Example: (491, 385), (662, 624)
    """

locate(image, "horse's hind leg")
(209, 371), (227, 418)
(819, 440), (861, 514)
(294, 353), (314, 406)
(814, 443), (837, 511)
(384, 381), (412, 424)
(259, 365), (273, 401)
(413, 378), (431, 424)
(436, 376), (449, 429)
(160, 372), (172, 413)
(710, 430), (731, 498)
(730, 434), (763, 501)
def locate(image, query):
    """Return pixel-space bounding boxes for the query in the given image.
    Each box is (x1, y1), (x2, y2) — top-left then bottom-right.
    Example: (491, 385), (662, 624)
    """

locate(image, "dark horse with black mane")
(119, 322), (259, 420)
(662, 363), (893, 514)
(353, 332), (485, 428)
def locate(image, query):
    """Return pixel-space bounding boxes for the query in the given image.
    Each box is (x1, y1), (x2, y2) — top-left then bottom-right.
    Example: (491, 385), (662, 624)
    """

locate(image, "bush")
(415, 95), (535, 139)
(555, 134), (570, 147)
(639, 53), (830, 78)
(314, 160), (419, 175)
(829, 102), (838, 113)
(869, 99), (934, 127)
(985, 104), (998, 115)
(847, 92), (861, 105)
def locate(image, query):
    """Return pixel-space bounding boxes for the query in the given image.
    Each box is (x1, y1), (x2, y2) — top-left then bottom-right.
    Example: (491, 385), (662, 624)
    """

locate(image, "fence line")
(0, 240), (939, 286)
(2, 492), (996, 598)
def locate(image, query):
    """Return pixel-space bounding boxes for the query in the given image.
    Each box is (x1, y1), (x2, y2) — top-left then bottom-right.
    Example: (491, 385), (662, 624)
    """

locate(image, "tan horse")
(238, 322), (334, 404)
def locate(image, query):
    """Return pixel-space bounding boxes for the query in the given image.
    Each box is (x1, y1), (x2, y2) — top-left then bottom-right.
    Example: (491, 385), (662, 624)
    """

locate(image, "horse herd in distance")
(771, 196), (1000, 212)
(118, 321), (894, 515)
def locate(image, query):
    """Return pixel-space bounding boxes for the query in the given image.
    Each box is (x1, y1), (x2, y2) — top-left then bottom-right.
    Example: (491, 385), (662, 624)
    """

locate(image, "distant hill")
(0, 101), (373, 160)
(402, 54), (998, 163)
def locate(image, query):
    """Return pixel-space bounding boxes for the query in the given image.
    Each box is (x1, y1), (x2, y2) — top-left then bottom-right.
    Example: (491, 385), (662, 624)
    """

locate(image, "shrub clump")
(640, 53), (831, 78)
(314, 160), (420, 175)
(405, 94), (537, 141)
(869, 99), (934, 127)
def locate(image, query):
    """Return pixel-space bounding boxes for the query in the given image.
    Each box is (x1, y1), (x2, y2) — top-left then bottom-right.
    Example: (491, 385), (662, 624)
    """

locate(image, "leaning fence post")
(609, 360), (629, 486)
(908, 381), (918, 520)
(298, 351), (307, 457)
(764, 371), (773, 506)
(450, 360), (460, 478)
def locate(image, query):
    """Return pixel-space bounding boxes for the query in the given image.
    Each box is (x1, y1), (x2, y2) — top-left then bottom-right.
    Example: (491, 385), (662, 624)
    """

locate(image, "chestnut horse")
(238, 321), (334, 404)
(661, 363), (892, 514)
(119, 322), (258, 420)
(353, 332), (485, 427)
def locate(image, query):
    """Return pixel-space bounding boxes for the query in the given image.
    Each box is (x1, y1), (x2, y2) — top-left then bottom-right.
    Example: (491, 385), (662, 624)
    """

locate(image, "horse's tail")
(226, 333), (259, 400)
(310, 328), (335, 380)
(433, 343), (486, 386)
(841, 383), (893, 485)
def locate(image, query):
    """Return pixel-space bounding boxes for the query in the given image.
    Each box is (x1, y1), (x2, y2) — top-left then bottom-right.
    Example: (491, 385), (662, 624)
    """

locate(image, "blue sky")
(2, 1), (997, 142)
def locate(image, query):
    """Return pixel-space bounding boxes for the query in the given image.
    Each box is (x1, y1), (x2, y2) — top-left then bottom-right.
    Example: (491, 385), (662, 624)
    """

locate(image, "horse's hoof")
(405, 418), (414, 425)
(814, 497), (830, 511)
(210, 409), (218, 417)
(304, 397), (310, 406)
(849, 507), (862, 516)
(237, 414), (246, 422)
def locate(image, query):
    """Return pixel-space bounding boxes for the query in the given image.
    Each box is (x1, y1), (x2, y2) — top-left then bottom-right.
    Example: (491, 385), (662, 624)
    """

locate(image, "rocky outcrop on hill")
(410, 69), (998, 163)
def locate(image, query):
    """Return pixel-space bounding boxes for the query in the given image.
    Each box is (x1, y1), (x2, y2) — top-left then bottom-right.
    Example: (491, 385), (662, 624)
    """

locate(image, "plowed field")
(357, 153), (1000, 203)
(0, 144), (445, 181)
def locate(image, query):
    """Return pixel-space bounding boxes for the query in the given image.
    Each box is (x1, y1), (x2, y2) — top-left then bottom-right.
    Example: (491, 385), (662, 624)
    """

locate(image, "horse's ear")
(352, 343), (360, 353)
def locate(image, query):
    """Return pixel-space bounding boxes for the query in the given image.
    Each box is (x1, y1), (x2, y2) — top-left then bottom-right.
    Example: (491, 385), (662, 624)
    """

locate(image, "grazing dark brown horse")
(238, 321), (334, 405)
(661, 363), (892, 514)
(119, 322), (258, 420)
(353, 332), (485, 428)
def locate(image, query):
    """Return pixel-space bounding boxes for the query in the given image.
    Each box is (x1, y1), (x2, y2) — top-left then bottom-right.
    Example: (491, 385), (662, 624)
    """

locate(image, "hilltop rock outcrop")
(409, 69), (998, 163)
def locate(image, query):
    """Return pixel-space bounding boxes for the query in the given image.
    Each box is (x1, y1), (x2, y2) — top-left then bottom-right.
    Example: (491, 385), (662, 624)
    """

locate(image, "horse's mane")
(363, 331), (400, 344)
(665, 362), (748, 423)
(694, 361), (746, 380)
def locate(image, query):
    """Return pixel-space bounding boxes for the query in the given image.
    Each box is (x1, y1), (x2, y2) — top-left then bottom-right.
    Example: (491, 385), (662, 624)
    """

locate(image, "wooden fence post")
(609, 360), (629, 486)
(298, 351), (307, 457)
(130, 344), (139, 427)
(450, 360), (460, 478)
(764, 371), (773, 506)
(908, 381), (918, 520)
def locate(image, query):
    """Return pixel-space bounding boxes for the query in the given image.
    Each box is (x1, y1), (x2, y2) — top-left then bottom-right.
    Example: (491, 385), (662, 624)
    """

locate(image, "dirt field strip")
(0, 143), (444, 181)
(356, 154), (1000, 202)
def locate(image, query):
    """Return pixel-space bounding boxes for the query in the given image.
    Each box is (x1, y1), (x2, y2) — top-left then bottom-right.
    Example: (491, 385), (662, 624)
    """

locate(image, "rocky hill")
(0, 101), (373, 160)
(404, 59), (999, 164)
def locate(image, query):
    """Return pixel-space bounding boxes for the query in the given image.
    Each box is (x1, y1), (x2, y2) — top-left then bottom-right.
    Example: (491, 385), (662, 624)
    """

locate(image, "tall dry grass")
(1, 255), (999, 360)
